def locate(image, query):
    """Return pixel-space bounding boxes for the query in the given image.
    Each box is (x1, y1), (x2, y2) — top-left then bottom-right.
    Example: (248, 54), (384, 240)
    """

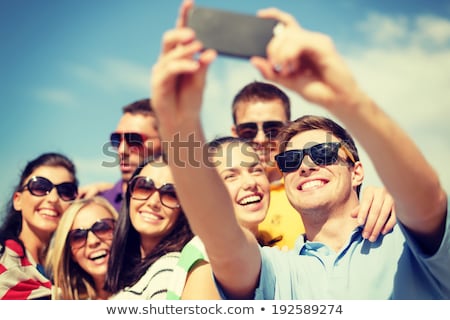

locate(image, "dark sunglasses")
(68, 218), (115, 249)
(128, 176), (180, 209)
(21, 176), (78, 201)
(110, 132), (150, 148)
(235, 121), (285, 140)
(275, 142), (356, 173)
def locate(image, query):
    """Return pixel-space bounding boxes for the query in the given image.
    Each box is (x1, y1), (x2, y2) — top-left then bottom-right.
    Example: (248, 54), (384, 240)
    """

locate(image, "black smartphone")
(187, 6), (282, 59)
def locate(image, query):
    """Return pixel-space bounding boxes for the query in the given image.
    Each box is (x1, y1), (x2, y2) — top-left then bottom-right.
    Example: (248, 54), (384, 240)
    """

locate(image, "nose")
(145, 190), (162, 209)
(241, 173), (257, 190)
(252, 126), (267, 145)
(117, 138), (129, 155)
(86, 230), (101, 247)
(298, 154), (318, 174)
(46, 187), (60, 202)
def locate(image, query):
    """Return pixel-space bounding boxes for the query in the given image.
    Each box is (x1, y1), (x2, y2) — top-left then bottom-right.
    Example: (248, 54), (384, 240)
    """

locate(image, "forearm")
(161, 120), (261, 297)
(335, 93), (447, 238)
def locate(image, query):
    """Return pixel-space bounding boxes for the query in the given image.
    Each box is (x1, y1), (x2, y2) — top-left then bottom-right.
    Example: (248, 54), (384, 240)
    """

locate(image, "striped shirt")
(109, 252), (180, 300)
(166, 236), (208, 300)
(0, 239), (52, 300)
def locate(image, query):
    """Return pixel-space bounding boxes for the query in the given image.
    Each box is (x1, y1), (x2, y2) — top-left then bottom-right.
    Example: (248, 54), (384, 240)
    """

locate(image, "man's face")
(282, 129), (357, 214)
(232, 100), (288, 178)
(114, 113), (161, 182)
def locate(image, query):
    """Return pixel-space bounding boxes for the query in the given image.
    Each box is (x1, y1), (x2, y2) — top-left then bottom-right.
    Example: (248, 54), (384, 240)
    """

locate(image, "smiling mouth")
(300, 180), (325, 191)
(89, 250), (108, 261)
(238, 194), (262, 206)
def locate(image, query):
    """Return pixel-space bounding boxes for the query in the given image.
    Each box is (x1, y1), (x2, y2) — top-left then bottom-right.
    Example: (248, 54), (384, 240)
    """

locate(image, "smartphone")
(187, 6), (282, 59)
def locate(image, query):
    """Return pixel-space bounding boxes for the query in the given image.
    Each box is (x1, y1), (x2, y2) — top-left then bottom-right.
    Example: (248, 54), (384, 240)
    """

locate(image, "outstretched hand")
(251, 8), (367, 113)
(150, 0), (216, 135)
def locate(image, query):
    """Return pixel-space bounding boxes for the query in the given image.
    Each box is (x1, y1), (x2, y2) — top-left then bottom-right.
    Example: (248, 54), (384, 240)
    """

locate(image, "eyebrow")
(218, 160), (261, 174)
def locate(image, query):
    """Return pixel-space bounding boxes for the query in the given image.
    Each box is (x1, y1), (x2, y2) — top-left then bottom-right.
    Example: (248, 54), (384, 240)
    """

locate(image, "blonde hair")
(46, 196), (119, 299)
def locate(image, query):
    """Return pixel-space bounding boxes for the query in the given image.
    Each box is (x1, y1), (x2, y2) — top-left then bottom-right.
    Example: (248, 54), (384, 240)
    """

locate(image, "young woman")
(0, 152), (78, 300)
(167, 137), (270, 300)
(47, 196), (118, 299)
(104, 156), (194, 299)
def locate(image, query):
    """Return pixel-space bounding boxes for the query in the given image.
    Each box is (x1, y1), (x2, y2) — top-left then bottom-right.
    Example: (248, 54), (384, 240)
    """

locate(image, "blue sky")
(1, 0), (449, 219)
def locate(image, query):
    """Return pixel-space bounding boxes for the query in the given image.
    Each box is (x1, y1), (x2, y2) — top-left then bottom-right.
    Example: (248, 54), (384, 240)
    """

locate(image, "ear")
(231, 125), (238, 137)
(351, 161), (364, 189)
(13, 192), (23, 211)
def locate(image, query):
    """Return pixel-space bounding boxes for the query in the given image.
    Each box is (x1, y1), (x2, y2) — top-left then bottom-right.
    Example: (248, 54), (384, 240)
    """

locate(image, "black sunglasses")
(21, 176), (78, 201)
(110, 132), (150, 148)
(235, 121), (285, 140)
(128, 176), (180, 209)
(68, 218), (115, 249)
(275, 142), (356, 173)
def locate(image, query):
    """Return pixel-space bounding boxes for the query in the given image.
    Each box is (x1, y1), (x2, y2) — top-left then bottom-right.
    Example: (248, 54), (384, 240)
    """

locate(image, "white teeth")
(301, 180), (325, 190)
(89, 250), (107, 260)
(38, 209), (58, 217)
(239, 195), (262, 205)
(140, 212), (161, 220)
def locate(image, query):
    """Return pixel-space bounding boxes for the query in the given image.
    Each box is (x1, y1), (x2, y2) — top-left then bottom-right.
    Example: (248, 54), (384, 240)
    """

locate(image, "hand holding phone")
(187, 6), (283, 59)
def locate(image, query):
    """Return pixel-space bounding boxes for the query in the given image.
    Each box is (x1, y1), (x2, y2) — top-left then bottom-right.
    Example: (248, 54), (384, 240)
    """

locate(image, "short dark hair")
(122, 98), (154, 116)
(232, 81), (291, 124)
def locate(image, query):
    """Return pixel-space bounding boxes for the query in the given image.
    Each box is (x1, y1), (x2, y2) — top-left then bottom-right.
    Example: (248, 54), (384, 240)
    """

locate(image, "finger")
(357, 187), (374, 226)
(175, 0), (194, 28)
(161, 28), (197, 55)
(367, 194), (394, 241)
(361, 191), (384, 240)
(257, 7), (299, 28)
(381, 205), (397, 235)
(251, 56), (276, 79)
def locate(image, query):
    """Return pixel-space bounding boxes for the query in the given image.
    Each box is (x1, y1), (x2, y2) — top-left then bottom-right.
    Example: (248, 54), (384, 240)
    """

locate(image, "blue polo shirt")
(253, 213), (450, 299)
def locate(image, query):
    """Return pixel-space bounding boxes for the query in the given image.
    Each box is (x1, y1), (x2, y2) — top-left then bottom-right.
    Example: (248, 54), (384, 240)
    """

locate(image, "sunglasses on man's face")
(128, 176), (180, 209)
(21, 176), (78, 201)
(68, 218), (115, 250)
(275, 142), (356, 173)
(110, 132), (149, 148)
(235, 121), (285, 140)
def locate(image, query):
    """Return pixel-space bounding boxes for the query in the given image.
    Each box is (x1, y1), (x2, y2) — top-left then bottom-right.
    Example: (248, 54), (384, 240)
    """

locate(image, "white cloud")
(35, 88), (77, 107)
(351, 13), (450, 193)
(414, 15), (450, 46)
(358, 13), (408, 45)
(67, 58), (149, 93)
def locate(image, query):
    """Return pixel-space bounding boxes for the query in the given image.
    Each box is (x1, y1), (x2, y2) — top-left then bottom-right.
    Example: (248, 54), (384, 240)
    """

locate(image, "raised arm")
(251, 8), (447, 253)
(150, 0), (261, 298)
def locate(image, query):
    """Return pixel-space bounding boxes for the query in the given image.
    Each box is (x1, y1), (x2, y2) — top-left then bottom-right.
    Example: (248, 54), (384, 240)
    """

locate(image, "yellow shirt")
(258, 179), (305, 249)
